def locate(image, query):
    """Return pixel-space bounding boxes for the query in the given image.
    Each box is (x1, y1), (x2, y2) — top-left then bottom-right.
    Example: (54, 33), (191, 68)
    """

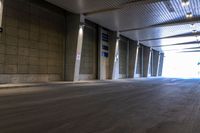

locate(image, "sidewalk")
(0, 80), (106, 89)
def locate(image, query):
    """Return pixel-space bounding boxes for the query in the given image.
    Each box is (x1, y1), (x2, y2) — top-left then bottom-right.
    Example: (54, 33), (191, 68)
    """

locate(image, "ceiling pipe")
(140, 32), (200, 42)
(152, 41), (200, 48)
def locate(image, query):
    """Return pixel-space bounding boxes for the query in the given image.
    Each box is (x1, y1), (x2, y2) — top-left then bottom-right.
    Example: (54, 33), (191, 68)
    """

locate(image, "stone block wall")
(0, 0), (65, 83)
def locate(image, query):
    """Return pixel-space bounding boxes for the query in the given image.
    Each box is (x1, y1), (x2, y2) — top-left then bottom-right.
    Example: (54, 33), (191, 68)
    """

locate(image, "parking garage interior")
(0, 0), (200, 133)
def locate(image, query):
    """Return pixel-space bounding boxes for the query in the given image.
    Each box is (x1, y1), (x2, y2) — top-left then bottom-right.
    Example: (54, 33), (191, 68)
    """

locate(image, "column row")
(64, 14), (164, 81)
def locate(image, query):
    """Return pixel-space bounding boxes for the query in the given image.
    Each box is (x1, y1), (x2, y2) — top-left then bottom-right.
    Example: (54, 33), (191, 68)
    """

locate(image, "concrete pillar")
(133, 43), (140, 78)
(158, 53), (164, 76)
(0, 0), (4, 31)
(142, 46), (151, 77)
(98, 27), (110, 80)
(126, 40), (129, 78)
(152, 50), (160, 76)
(147, 48), (152, 77)
(65, 14), (85, 81)
(128, 40), (136, 78)
(98, 27), (103, 80)
(156, 53), (161, 76)
(112, 32), (120, 79)
(73, 23), (85, 81)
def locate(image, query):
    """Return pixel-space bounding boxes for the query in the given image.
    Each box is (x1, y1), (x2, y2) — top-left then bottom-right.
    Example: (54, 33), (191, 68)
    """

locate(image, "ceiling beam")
(120, 17), (200, 32)
(179, 50), (200, 53)
(84, 0), (168, 16)
(164, 46), (200, 51)
(162, 47), (200, 53)
(184, 47), (200, 50)
(152, 41), (199, 48)
(140, 32), (200, 42)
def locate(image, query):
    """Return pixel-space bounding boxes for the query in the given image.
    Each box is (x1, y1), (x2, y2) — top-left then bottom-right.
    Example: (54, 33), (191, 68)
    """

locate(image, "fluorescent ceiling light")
(186, 12), (193, 18)
(190, 24), (195, 28)
(192, 30), (197, 33)
(181, 0), (190, 6)
(196, 36), (200, 41)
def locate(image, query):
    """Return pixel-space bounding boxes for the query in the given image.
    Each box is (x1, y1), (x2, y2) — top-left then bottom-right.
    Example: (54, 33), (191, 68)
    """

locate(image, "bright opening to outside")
(163, 52), (200, 78)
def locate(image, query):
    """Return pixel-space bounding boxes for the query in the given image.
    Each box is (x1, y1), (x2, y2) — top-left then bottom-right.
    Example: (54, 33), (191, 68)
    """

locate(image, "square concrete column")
(148, 48), (153, 77)
(0, 0), (4, 29)
(98, 28), (111, 80)
(112, 34), (120, 80)
(158, 53), (164, 76)
(156, 53), (161, 76)
(133, 44), (140, 78)
(142, 46), (151, 77)
(65, 14), (85, 81)
(127, 40), (137, 78)
(73, 24), (85, 81)
(152, 50), (160, 76)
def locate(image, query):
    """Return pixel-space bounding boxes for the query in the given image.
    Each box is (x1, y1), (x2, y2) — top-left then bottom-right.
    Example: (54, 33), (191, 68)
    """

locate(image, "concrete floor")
(0, 78), (200, 133)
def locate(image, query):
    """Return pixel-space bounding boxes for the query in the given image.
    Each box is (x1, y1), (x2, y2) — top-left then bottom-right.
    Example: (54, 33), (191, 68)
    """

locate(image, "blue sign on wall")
(102, 52), (109, 57)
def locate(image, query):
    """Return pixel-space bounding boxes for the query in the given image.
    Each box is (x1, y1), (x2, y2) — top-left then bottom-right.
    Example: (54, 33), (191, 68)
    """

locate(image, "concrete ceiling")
(46, 0), (200, 52)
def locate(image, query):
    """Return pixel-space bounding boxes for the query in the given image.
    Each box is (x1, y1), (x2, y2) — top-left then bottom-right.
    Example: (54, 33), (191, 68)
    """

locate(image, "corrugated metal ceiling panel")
(46, 0), (200, 52)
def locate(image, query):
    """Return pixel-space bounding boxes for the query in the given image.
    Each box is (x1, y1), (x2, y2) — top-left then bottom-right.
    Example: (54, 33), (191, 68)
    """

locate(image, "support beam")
(152, 41), (199, 48)
(98, 28), (111, 80)
(157, 53), (161, 76)
(0, 0), (4, 32)
(162, 46), (200, 52)
(147, 48), (153, 77)
(65, 14), (85, 81)
(127, 40), (138, 78)
(112, 32), (120, 79)
(158, 53), (164, 76)
(180, 50), (200, 53)
(142, 46), (151, 77)
(73, 25), (85, 81)
(141, 32), (200, 42)
(98, 27), (103, 80)
(73, 15), (85, 81)
(152, 50), (160, 76)
(120, 18), (200, 32)
(126, 40), (129, 78)
(133, 43), (140, 78)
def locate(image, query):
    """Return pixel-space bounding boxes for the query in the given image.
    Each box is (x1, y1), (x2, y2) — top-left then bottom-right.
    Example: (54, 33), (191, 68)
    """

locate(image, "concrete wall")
(119, 36), (128, 79)
(128, 40), (137, 78)
(0, 0), (164, 83)
(64, 13), (80, 81)
(142, 46), (151, 77)
(135, 46), (142, 77)
(0, 0), (65, 83)
(158, 53), (164, 76)
(98, 28), (111, 80)
(79, 21), (98, 80)
(108, 31), (117, 79)
(152, 50), (159, 76)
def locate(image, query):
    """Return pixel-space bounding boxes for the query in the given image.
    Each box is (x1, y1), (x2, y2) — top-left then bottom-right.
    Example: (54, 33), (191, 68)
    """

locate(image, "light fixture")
(79, 22), (85, 28)
(192, 30), (197, 33)
(186, 12), (193, 18)
(181, 0), (190, 6)
(116, 37), (121, 41)
(190, 24), (195, 28)
(196, 36), (200, 42)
